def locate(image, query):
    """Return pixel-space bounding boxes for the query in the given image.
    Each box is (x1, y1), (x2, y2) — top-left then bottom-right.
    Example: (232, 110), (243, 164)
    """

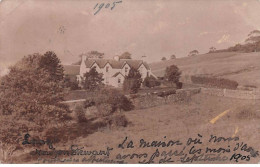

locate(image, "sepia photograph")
(0, 0), (260, 164)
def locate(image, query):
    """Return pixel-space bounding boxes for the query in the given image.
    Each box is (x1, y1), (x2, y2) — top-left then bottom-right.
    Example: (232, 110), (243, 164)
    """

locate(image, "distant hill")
(150, 52), (260, 88)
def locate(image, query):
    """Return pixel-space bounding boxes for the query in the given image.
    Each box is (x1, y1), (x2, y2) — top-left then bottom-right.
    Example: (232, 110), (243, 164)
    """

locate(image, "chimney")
(114, 56), (120, 61)
(82, 55), (87, 63)
(141, 54), (147, 62)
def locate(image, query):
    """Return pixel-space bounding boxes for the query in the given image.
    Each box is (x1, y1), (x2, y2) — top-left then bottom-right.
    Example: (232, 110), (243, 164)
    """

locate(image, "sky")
(1, 0), (260, 74)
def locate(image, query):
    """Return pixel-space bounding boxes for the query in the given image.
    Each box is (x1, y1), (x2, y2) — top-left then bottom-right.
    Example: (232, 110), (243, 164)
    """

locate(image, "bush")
(84, 88), (134, 114)
(143, 76), (161, 88)
(75, 105), (87, 123)
(96, 103), (113, 117)
(157, 89), (176, 97)
(176, 82), (183, 89)
(191, 75), (238, 89)
(107, 114), (129, 128)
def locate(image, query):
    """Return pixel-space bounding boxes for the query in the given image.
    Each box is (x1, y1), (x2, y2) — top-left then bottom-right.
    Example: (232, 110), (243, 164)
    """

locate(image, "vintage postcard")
(0, 0), (260, 164)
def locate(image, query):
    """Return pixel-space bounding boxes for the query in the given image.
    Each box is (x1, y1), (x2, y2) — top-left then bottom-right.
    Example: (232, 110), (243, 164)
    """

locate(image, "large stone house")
(76, 55), (156, 88)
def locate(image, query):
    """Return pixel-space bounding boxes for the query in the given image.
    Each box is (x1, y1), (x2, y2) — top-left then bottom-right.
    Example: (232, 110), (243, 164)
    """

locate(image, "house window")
(118, 77), (121, 84)
(147, 71), (149, 77)
(106, 66), (109, 72)
(125, 67), (128, 73)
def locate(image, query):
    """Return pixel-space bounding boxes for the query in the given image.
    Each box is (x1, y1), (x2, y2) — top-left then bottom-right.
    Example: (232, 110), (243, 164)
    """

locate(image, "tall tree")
(39, 51), (64, 81)
(245, 30), (260, 52)
(245, 30), (260, 44)
(161, 57), (167, 61)
(170, 55), (176, 59)
(209, 47), (216, 53)
(0, 53), (71, 161)
(188, 50), (199, 57)
(82, 67), (104, 90)
(123, 68), (142, 94)
(164, 65), (182, 86)
(119, 52), (132, 59)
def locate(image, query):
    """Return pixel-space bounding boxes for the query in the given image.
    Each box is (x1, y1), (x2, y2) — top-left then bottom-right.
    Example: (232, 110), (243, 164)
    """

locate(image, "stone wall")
(130, 88), (201, 109)
(201, 87), (260, 100)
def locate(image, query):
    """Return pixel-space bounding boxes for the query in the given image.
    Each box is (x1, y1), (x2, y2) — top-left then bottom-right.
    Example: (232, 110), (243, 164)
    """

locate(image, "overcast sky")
(1, 0), (260, 72)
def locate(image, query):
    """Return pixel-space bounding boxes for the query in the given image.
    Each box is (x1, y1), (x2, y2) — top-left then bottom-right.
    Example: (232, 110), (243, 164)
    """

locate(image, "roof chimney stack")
(114, 56), (120, 61)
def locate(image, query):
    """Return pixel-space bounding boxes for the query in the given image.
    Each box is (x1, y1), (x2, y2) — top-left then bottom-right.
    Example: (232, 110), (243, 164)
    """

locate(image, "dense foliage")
(143, 75), (161, 88)
(164, 65), (182, 86)
(191, 75), (238, 89)
(84, 88), (134, 117)
(123, 68), (142, 94)
(82, 67), (104, 90)
(0, 52), (71, 160)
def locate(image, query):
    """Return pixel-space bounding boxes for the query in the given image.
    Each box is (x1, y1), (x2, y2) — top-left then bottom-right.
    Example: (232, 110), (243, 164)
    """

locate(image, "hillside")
(150, 52), (260, 88)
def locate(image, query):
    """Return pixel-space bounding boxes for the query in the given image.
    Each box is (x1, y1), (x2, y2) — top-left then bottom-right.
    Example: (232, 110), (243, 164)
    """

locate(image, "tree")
(63, 75), (79, 90)
(161, 57), (167, 61)
(0, 53), (71, 161)
(119, 52), (132, 59)
(82, 67), (104, 90)
(170, 55), (176, 59)
(143, 75), (161, 88)
(245, 30), (260, 52)
(39, 51), (64, 82)
(164, 65), (182, 86)
(209, 47), (216, 53)
(123, 68), (142, 94)
(245, 30), (260, 44)
(188, 50), (199, 57)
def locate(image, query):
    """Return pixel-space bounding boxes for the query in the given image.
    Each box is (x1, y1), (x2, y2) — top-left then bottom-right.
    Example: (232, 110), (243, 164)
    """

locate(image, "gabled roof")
(112, 72), (125, 78)
(85, 59), (150, 70)
(63, 65), (80, 75)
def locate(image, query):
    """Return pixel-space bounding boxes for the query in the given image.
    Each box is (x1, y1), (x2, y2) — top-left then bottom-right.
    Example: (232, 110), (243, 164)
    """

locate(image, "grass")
(150, 52), (260, 88)
(12, 93), (260, 163)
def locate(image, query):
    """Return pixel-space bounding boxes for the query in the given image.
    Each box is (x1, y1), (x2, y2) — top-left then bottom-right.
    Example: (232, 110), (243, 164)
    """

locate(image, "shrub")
(96, 103), (113, 117)
(157, 89), (176, 97)
(75, 105), (87, 123)
(176, 82), (183, 89)
(143, 76), (161, 88)
(84, 88), (134, 114)
(191, 75), (238, 89)
(107, 114), (129, 128)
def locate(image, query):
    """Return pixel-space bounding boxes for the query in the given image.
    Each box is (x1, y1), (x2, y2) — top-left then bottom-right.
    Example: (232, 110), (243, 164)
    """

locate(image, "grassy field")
(150, 52), (260, 88)
(15, 93), (260, 164)
(76, 94), (260, 163)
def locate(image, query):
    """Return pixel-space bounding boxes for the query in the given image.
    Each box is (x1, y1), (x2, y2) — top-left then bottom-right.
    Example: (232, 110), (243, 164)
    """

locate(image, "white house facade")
(78, 56), (156, 88)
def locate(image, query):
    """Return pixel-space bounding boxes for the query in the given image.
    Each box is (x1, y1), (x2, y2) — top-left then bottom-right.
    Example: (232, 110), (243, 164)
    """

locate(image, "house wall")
(110, 74), (125, 87)
(121, 63), (130, 76)
(79, 58), (154, 88)
(138, 64), (149, 79)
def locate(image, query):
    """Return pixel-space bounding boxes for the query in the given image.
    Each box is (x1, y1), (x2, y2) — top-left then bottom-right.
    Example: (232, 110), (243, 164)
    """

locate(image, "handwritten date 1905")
(94, 1), (122, 15)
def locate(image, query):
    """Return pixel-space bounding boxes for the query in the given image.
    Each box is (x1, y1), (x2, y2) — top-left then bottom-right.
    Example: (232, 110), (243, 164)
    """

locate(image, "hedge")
(191, 75), (238, 90)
